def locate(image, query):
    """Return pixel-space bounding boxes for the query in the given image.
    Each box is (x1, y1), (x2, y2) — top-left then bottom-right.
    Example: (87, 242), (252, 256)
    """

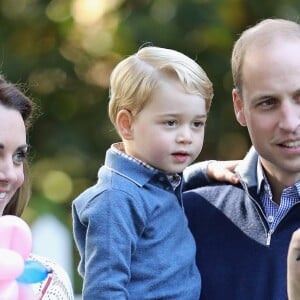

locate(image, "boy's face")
(124, 78), (207, 173)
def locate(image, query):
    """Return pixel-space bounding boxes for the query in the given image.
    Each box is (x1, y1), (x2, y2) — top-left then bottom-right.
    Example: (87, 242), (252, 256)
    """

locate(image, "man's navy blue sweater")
(183, 148), (300, 300)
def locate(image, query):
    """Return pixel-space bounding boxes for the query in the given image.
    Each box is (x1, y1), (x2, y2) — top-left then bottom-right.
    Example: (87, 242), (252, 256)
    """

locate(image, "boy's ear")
(232, 89), (247, 127)
(116, 109), (134, 139)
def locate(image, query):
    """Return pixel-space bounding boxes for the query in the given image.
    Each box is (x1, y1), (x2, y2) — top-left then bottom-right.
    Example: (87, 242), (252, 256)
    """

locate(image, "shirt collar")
(256, 158), (300, 197)
(111, 142), (154, 170)
(111, 142), (181, 190)
(256, 159), (265, 194)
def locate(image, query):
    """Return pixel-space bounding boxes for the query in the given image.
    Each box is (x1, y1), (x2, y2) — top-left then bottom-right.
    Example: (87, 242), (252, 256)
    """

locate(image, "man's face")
(233, 39), (300, 185)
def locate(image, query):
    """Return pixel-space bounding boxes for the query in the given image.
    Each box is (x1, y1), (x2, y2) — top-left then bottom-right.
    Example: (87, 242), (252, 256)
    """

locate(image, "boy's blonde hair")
(108, 46), (213, 126)
(231, 18), (300, 95)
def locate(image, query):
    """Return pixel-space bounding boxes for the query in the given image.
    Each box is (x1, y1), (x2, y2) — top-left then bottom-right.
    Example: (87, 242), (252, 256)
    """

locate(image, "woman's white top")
(30, 254), (74, 300)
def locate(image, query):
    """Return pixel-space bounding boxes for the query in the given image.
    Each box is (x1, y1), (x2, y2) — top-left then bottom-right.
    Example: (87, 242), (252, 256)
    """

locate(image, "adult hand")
(287, 228), (300, 300)
(206, 160), (240, 184)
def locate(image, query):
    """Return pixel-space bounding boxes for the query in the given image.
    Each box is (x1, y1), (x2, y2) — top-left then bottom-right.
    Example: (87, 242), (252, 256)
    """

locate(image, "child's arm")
(287, 228), (300, 300)
(182, 160), (240, 191)
(73, 190), (143, 299)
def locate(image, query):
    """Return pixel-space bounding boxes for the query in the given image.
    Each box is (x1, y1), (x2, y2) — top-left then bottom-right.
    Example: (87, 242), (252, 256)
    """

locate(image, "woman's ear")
(116, 109), (134, 140)
(232, 89), (247, 127)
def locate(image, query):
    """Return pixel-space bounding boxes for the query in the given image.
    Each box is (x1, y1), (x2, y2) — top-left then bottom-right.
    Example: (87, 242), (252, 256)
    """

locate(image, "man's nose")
(278, 101), (300, 132)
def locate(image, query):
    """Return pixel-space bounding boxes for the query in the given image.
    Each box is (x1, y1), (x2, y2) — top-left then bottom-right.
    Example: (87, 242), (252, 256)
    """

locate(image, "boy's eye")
(164, 120), (176, 126)
(193, 121), (204, 128)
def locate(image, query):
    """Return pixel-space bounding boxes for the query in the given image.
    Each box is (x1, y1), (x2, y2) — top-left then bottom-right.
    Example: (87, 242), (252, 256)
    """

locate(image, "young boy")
(72, 46), (213, 299)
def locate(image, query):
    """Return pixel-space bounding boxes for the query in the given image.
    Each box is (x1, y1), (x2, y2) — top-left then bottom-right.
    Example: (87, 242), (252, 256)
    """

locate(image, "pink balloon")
(0, 249), (24, 280)
(18, 283), (36, 300)
(0, 215), (32, 259)
(0, 280), (19, 300)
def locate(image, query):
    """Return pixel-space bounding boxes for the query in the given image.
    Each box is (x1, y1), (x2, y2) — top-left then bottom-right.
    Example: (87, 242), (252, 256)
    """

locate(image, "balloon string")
(37, 269), (53, 300)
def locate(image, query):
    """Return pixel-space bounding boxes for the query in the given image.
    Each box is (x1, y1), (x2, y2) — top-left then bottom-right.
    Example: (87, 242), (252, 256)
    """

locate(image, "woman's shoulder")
(29, 253), (74, 300)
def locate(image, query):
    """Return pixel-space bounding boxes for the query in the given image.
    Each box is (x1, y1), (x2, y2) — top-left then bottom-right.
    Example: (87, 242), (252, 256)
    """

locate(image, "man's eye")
(264, 99), (274, 105)
(260, 98), (275, 107)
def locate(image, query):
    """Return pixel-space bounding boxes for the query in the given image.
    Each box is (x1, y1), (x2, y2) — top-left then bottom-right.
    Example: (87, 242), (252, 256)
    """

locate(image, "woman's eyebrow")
(0, 143), (28, 150)
(18, 144), (29, 150)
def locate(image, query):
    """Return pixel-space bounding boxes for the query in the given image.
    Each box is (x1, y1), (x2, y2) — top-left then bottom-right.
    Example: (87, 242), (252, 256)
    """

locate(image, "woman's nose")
(0, 159), (18, 182)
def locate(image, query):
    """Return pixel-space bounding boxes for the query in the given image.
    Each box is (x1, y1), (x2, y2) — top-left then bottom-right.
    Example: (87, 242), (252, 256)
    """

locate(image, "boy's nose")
(176, 127), (192, 144)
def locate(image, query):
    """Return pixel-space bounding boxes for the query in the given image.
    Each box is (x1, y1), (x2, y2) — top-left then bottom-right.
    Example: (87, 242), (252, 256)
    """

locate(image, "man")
(183, 18), (300, 300)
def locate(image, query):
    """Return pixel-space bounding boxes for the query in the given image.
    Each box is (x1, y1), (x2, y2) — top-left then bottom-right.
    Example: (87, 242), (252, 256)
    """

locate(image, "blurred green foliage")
(1, 0), (300, 292)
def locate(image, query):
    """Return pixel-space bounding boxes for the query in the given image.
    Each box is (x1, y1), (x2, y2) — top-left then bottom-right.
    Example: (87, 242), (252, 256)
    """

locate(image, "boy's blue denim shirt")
(72, 147), (201, 299)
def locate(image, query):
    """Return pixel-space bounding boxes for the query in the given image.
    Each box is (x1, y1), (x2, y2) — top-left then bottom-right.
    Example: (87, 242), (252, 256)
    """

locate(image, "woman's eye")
(13, 151), (27, 164)
(294, 93), (300, 103)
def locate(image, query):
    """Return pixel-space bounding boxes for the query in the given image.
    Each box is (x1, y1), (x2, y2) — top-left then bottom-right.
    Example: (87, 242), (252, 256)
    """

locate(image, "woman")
(0, 74), (74, 299)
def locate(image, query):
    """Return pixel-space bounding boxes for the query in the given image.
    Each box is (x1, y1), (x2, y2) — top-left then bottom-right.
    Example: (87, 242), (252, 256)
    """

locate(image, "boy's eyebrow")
(161, 113), (207, 117)
(191, 113), (207, 119)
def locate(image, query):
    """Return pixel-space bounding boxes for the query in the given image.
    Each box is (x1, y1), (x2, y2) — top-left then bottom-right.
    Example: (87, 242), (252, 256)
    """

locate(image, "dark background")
(1, 0), (299, 292)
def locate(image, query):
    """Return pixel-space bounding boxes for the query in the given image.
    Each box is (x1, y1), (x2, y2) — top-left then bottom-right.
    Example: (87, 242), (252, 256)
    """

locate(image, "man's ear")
(232, 89), (247, 127)
(116, 109), (134, 140)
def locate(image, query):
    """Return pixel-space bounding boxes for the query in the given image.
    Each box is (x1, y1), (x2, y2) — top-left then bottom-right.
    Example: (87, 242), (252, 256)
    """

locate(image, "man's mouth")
(280, 140), (300, 148)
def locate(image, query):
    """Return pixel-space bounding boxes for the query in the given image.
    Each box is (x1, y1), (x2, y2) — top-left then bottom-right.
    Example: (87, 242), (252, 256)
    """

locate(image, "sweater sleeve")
(73, 189), (147, 299)
(182, 160), (215, 191)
